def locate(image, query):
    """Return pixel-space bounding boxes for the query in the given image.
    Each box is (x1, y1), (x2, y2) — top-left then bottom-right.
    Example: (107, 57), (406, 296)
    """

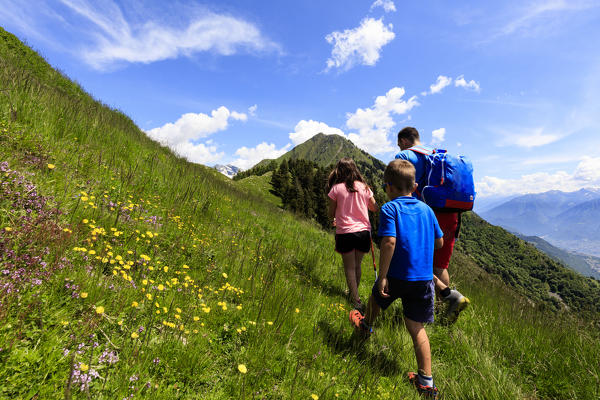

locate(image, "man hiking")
(395, 126), (470, 322)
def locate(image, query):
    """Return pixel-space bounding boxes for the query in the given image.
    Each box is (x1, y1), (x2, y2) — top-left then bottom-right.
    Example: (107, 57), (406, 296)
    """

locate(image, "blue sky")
(2, 0), (600, 198)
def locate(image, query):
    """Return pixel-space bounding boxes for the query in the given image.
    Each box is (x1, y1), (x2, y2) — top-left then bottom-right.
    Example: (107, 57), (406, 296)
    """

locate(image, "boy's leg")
(341, 250), (360, 304)
(364, 294), (380, 326)
(404, 317), (431, 376)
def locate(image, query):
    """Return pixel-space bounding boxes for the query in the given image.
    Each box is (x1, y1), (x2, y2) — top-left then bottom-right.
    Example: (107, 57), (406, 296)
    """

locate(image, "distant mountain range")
(481, 188), (600, 257)
(214, 164), (240, 178)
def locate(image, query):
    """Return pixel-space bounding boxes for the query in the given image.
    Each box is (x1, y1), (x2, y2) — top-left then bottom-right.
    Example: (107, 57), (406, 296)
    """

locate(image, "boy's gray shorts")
(372, 278), (434, 323)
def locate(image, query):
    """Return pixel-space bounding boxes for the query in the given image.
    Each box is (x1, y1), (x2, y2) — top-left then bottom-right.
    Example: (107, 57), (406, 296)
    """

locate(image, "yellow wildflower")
(238, 364), (247, 374)
(80, 363), (89, 372)
(80, 292), (88, 299)
(95, 306), (105, 314)
(131, 332), (139, 339)
(47, 164), (55, 170)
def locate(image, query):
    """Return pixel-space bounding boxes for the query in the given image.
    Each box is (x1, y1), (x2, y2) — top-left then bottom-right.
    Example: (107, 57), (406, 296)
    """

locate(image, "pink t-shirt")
(328, 181), (373, 234)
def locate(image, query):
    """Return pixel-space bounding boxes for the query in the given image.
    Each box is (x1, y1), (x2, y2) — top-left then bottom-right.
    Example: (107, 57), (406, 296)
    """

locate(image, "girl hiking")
(327, 158), (378, 312)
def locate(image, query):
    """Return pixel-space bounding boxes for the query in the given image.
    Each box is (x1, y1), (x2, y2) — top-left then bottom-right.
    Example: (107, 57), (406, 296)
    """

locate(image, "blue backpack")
(409, 145), (476, 212)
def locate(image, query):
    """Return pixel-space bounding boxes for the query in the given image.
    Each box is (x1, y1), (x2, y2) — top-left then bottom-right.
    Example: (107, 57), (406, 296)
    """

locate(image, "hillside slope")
(1, 28), (599, 400)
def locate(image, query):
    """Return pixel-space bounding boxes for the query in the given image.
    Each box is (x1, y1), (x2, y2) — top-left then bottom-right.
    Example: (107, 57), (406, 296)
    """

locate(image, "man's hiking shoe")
(408, 372), (439, 399)
(443, 289), (470, 324)
(349, 309), (372, 338)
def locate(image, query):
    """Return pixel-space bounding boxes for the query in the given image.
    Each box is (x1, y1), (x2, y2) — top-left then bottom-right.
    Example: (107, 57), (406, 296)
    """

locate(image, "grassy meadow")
(0, 28), (599, 399)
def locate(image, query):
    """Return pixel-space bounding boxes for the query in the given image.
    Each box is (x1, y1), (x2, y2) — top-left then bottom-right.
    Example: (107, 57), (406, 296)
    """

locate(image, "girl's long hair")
(327, 158), (369, 193)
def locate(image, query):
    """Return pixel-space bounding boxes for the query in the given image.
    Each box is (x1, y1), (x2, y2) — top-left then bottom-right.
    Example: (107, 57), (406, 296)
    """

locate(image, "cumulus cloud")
(232, 142), (292, 170)
(455, 75), (481, 92)
(371, 0), (397, 13)
(289, 120), (346, 146)
(325, 17), (395, 71)
(346, 87), (419, 154)
(476, 157), (600, 197)
(423, 75), (452, 95)
(49, 1), (279, 69)
(248, 104), (258, 117)
(145, 106), (246, 165)
(431, 128), (446, 145)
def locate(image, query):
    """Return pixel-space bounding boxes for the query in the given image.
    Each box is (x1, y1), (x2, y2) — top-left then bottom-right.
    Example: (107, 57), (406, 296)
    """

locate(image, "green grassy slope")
(516, 234), (600, 280)
(1, 28), (599, 400)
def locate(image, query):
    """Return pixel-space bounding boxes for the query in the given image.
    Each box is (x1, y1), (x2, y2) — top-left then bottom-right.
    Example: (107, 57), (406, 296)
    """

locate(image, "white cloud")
(52, 0), (279, 69)
(494, 0), (598, 39)
(233, 142), (292, 170)
(248, 104), (258, 117)
(495, 127), (563, 148)
(424, 75), (452, 95)
(455, 75), (481, 92)
(172, 141), (224, 165)
(431, 128), (446, 145)
(476, 157), (600, 197)
(325, 17), (395, 71)
(145, 106), (246, 165)
(289, 120), (346, 146)
(371, 0), (397, 13)
(346, 87), (419, 154)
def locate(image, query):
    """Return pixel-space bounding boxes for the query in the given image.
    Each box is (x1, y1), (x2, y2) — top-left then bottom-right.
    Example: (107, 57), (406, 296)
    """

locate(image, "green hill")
(515, 234), (600, 280)
(1, 28), (599, 400)
(256, 133), (386, 171)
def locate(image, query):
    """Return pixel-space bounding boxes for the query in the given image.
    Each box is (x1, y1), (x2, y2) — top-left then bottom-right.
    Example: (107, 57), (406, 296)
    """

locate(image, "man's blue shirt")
(378, 196), (443, 281)
(395, 146), (432, 185)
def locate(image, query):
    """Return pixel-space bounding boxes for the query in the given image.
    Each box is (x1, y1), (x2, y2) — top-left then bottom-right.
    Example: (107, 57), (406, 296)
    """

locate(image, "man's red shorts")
(433, 212), (458, 270)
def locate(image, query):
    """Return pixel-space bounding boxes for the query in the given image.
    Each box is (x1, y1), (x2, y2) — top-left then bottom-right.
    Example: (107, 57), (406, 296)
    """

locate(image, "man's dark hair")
(397, 127), (420, 145)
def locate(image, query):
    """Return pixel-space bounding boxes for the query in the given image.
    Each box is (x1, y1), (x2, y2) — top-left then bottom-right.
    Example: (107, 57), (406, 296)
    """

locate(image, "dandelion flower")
(47, 163), (55, 169)
(80, 363), (89, 372)
(193, 316), (199, 321)
(131, 301), (139, 308)
(80, 292), (88, 299)
(238, 364), (247, 374)
(267, 321), (273, 326)
(222, 273), (228, 279)
(311, 395), (319, 400)
(61, 321), (69, 326)
(95, 306), (105, 314)
(295, 308), (300, 313)
(4, 227), (12, 232)
(157, 284), (164, 291)
(131, 332), (139, 339)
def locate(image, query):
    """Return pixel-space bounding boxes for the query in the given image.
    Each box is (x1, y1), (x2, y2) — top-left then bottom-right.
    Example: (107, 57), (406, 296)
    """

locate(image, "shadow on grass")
(316, 320), (401, 377)
(292, 259), (349, 301)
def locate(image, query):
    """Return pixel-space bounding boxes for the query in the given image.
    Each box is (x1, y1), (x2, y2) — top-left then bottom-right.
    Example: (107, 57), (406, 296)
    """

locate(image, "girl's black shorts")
(335, 230), (371, 254)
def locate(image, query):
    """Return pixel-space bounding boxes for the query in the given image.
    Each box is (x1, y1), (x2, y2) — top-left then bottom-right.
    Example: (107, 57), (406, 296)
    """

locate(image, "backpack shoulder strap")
(408, 145), (435, 155)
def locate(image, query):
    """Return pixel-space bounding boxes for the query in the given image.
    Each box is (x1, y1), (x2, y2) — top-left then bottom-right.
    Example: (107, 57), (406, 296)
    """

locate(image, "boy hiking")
(327, 158), (378, 312)
(396, 127), (470, 322)
(350, 159), (442, 397)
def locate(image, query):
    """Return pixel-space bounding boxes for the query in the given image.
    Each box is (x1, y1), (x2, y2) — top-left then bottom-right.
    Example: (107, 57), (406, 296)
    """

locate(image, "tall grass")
(0, 27), (599, 399)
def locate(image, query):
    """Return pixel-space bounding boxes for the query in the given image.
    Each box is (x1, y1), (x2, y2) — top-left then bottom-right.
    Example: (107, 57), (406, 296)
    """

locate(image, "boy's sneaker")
(443, 289), (470, 324)
(353, 300), (365, 315)
(407, 372), (439, 399)
(349, 309), (373, 338)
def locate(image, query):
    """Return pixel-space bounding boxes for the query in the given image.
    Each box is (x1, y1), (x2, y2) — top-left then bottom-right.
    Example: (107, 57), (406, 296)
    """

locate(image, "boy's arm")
(377, 236), (396, 298)
(435, 237), (444, 249)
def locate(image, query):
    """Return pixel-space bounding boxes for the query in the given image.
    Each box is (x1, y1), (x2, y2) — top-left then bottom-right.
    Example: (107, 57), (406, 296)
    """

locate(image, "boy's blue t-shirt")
(378, 196), (443, 281)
